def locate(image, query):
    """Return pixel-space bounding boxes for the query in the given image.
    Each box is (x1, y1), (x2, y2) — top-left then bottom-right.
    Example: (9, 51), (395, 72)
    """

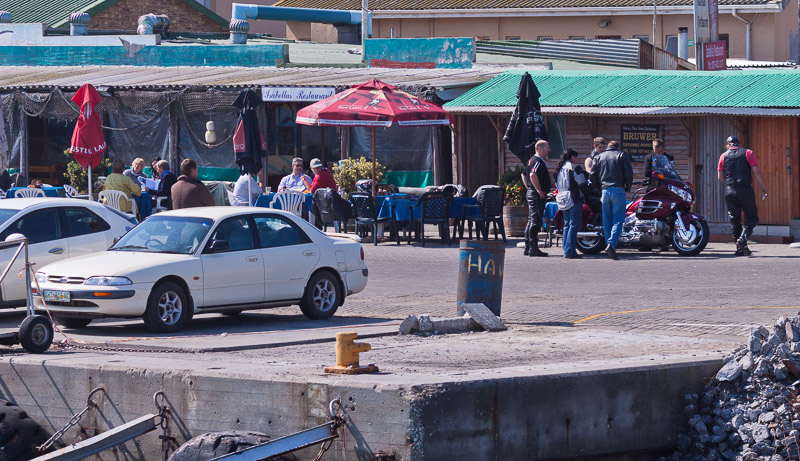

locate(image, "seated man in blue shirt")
(278, 157), (312, 192)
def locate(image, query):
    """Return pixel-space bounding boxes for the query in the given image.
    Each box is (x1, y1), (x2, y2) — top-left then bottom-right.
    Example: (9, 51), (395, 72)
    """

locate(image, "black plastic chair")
(408, 191), (452, 246)
(349, 192), (400, 246)
(312, 188), (348, 233)
(461, 186), (507, 242)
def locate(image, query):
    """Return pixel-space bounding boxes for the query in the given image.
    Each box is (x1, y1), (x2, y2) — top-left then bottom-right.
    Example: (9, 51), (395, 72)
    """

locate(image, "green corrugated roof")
(0, 0), (227, 29)
(444, 69), (800, 108)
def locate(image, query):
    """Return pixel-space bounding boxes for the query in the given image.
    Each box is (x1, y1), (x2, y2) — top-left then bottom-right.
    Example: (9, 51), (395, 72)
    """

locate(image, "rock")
(742, 352), (755, 370)
(676, 433), (691, 452)
(777, 316), (788, 328)
(460, 303), (507, 331)
(399, 315), (419, 335)
(732, 414), (745, 430)
(417, 314), (434, 332)
(752, 424), (770, 442)
(431, 316), (480, 334)
(749, 410), (762, 422)
(693, 418), (708, 434)
(775, 343), (790, 359)
(758, 412), (776, 424)
(717, 361), (743, 382)
(751, 441), (776, 456)
(786, 322), (799, 341)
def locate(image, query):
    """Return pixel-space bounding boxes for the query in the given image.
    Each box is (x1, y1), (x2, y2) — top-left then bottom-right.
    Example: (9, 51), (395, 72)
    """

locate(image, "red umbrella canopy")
(69, 83), (107, 169)
(296, 79), (453, 127)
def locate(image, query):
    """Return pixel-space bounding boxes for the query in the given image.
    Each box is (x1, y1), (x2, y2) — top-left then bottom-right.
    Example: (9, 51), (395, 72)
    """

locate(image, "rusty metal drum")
(456, 240), (505, 316)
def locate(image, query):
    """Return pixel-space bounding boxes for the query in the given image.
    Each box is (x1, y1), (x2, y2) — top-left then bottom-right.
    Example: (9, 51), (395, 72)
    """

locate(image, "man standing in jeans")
(590, 140), (632, 260)
(522, 140), (551, 257)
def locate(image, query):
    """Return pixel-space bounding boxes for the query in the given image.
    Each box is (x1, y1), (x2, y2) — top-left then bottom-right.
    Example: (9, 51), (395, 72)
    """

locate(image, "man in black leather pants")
(717, 135), (769, 256)
(523, 140), (551, 257)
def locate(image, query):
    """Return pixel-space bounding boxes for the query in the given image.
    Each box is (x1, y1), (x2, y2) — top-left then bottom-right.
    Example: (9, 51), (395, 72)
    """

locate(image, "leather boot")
(530, 237), (548, 257)
(523, 240), (531, 256)
(738, 228), (752, 256)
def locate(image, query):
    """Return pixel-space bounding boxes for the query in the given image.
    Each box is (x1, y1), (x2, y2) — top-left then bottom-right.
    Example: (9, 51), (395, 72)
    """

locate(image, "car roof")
(155, 206), (298, 220)
(0, 197), (108, 211)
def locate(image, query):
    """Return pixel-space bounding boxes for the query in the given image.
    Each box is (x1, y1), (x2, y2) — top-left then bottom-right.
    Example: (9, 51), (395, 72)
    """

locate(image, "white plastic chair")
(270, 191), (304, 217)
(14, 188), (46, 198)
(225, 189), (237, 206)
(154, 196), (168, 213)
(0, 188), (5, 199)
(98, 190), (137, 215)
(63, 184), (90, 199)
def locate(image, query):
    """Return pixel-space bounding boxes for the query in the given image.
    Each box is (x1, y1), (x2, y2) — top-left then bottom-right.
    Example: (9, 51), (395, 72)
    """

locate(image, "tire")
(299, 271), (341, 320)
(0, 399), (50, 460)
(143, 282), (190, 333)
(576, 214), (605, 255)
(53, 315), (92, 329)
(18, 315), (53, 354)
(167, 431), (297, 461)
(672, 219), (710, 256)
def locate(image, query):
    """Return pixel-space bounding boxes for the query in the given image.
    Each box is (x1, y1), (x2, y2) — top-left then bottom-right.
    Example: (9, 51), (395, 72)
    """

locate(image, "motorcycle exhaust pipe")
(576, 232), (603, 238)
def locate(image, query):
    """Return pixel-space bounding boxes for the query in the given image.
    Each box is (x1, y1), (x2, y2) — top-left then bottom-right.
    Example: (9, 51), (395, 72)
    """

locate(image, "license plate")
(43, 290), (70, 302)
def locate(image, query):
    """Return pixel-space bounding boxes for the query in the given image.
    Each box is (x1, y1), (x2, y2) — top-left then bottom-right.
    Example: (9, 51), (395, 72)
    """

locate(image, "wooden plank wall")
(454, 114), (500, 193)
(747, 117), (798, 225)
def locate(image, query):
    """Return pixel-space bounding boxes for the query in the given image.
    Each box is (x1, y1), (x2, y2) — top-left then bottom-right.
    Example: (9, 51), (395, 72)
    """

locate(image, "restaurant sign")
(620, 124), (664, 161)
(262, 87), (335, 102)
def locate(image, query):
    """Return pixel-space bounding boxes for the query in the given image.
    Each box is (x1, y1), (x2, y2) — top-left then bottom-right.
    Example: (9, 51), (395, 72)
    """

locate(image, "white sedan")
(0, 198), (135, 307)
(33, 207), (368, 332)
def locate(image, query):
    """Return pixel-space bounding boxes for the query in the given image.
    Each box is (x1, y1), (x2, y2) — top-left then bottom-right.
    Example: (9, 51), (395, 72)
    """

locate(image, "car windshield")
(0, 209), (19, 228)
(651, 154), (682, 181)
(110, 216), (213, 254)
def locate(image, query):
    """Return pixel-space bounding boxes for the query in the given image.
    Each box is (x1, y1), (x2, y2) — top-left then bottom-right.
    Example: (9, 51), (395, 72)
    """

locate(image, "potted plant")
(499, 166), (527, 237)
(63, 149), (110, 200)
(333, 157), (386, 200)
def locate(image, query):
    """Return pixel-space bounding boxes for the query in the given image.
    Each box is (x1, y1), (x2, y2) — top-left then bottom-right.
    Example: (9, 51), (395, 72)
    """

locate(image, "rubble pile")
(664, 316), (800, 461)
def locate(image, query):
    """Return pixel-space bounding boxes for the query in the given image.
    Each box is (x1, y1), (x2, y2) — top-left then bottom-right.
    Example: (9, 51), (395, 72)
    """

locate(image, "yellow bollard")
(323, 332), (379, 374)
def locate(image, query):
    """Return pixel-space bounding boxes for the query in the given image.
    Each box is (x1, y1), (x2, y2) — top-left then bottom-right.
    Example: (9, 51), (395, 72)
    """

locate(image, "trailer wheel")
(0, 399), (50, 460)
(18, 315), (53, 354)
(168, 431), (297, 461)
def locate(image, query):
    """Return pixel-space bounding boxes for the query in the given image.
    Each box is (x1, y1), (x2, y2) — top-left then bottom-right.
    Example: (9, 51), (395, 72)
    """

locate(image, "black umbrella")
(503, 72), (548, 164)
(232, 89), (265, 205)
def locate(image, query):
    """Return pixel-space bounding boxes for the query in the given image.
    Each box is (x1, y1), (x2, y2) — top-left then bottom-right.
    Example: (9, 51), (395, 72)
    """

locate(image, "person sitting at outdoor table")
(278, 157), (312, 192)
(123, 157), (148, 183)
(150, 157), (162, 178)
(232, 172), (262, 206)
(303, 158), (337, 194)
(171, 159), (214, 210)
(151, 159), (177, 210)
(104, 158), (141, 213)
(0, 168), (12, 191)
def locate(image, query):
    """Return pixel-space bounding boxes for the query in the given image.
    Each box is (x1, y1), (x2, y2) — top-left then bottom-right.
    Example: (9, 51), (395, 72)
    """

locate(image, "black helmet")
(725, 135), (740, 146)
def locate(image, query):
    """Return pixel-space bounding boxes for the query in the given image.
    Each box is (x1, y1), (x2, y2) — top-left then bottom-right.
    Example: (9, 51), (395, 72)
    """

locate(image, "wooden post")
(340, 127), (349, 160)
(371, 126), (377, 196)
(168, 101), (179, 173)
(18, 108), (28, 186)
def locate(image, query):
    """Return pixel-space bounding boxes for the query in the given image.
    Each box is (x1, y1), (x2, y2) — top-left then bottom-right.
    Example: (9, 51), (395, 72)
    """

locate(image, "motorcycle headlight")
(35, 272), (47, 284)
(668, 185), (693, 203)
(84, 276), (133, 286)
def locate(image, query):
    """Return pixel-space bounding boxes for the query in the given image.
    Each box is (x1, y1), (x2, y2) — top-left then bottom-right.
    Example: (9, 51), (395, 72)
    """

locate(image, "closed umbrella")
(0, 105), (8, 172)
(232, 89), (266, 205)
(70, 83), (107, 198)
(503, 72), (548, 164)
(296, 79), (452, 196)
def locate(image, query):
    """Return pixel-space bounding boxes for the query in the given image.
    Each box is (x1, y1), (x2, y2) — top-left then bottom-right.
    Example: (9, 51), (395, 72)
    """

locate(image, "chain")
(313, 439), (334, 461)
(153, 391), (175, 461)
(37, 387), (105, 453)
(54, 340), (197, 354)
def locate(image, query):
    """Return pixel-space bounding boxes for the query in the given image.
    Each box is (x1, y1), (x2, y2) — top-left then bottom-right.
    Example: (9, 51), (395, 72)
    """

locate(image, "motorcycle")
(553, 157), (709, 256)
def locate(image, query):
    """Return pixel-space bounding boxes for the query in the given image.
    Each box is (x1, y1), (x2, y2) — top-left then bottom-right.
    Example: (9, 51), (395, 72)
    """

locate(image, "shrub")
(333, 157), (385, 199)
(62, 149), (110, 195)
(498, 166), (526, 206)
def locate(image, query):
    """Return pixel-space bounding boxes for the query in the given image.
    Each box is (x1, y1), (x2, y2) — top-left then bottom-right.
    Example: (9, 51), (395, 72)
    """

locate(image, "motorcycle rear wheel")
(576, 215), (606, 255)
(671, 220), (710, 256)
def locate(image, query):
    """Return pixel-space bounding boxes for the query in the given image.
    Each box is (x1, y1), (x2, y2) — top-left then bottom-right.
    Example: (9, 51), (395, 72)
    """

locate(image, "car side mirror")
(113, 236), (122, 244)
(207, 239), (229, 253)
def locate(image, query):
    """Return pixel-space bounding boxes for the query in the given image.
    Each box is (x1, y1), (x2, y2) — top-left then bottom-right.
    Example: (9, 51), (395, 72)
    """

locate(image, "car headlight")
(668, 185), (693, 203)
(84, 276), (133, 286)
(36, 272), (47, 284)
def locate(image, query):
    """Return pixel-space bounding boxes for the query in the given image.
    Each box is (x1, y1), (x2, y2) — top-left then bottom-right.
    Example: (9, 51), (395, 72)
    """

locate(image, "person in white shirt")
(232, 173), (262, 206)
(278, 157), (312, 192)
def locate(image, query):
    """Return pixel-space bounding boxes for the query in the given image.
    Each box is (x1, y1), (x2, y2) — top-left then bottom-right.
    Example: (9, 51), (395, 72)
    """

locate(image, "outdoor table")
(6, 186), (66, 198)
(133, 191), (152, 218)
(378, 195), (479, 242)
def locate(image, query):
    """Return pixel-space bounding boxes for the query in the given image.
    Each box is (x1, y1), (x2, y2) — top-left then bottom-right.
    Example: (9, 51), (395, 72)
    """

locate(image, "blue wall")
(0, 44), (287, 67)
(365, 38), (473, 69)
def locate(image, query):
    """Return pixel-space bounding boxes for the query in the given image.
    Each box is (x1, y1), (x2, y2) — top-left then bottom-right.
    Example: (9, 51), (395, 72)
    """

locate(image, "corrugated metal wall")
(696, 117), (735, 224)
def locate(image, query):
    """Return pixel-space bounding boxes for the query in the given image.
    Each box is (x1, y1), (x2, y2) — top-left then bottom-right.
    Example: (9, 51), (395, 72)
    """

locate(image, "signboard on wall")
(703, 41), (727, 70)
(620, 124), (664, 161)
(261, 87), (335, 102)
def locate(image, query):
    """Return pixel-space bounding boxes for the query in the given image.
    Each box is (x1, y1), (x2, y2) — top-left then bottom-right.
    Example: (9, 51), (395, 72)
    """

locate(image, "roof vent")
(229, 19), (250, 45)
(0, 11), (11, 23)
(69, 12), (90, 36)
(137, 14), (170, 38)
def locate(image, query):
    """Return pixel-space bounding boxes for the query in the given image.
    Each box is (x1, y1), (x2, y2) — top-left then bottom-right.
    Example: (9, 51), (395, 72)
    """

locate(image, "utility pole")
(362, 0), (368, 63)
(652, 0), (657, 48)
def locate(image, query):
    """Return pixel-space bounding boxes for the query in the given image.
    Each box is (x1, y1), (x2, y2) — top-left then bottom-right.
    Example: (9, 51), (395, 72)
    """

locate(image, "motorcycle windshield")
(651, 155), (681, 181)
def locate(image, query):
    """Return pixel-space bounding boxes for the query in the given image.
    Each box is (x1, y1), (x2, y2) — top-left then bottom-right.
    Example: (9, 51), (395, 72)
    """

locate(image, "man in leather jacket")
(590, 140), (632, 260)
(717, 136), (768, 256)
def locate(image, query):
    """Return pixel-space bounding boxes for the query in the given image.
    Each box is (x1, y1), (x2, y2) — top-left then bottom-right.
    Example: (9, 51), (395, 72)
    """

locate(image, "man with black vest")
(717, 136), (768, 256)
(522, 140), (551, 257)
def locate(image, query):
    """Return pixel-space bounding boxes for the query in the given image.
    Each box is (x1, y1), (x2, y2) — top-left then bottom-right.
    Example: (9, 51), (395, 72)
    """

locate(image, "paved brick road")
(342, 240), (800, 339)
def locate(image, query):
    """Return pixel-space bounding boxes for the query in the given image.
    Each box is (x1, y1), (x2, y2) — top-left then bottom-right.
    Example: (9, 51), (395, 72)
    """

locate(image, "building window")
(537, 36), (553, 41)
(569, 36), (585, 40)
(719, 34), (730, 57)
(665, 35), (678, 55)
(546, 116), (566, 160)
(634, 35), (650, 43)
(596, 35), (622, 39)
(506, 36), (521, 41)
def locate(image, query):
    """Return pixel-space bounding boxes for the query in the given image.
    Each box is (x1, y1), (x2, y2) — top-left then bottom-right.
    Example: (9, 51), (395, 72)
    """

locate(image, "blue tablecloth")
(133, 191), (152, 218)
(6, 187), (65, 198)
(377, 196), (478, 221)
(254, 193), (313, 211)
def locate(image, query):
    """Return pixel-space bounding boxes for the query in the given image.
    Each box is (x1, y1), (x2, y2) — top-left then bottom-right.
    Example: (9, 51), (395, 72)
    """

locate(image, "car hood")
(38, 251), (191, 279)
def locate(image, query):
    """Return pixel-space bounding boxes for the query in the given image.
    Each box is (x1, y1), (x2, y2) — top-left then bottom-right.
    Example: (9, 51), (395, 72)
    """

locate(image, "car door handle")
(246, 256), (259, 262)
(303, 250), (315, 256)
(48, 247), (64, 255)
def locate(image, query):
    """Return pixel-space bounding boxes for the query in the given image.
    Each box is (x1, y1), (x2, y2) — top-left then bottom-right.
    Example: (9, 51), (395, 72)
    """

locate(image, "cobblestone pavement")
(336, 240), (800, 340)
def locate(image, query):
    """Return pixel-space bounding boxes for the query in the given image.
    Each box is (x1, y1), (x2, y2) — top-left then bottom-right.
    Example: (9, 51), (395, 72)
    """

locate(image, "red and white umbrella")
(296, 79), (453, 195)
(70, 83), (107, 198)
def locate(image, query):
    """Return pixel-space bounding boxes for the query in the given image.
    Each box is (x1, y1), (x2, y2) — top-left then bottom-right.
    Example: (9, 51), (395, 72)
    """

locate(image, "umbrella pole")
(371, 126), (376, 197)
(87, 165), (92, 200)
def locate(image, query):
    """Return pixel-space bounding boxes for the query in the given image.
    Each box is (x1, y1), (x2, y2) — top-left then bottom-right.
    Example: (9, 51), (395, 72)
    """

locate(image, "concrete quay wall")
(0, 358), (720, 460)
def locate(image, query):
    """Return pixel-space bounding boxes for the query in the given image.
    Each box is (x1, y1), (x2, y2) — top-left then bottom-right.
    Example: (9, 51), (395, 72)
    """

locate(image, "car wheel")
(143, 282), (190, 333)
(53, 315), (92, 329)
(299, 271), (341, 320)
(18, 315), (53, 354)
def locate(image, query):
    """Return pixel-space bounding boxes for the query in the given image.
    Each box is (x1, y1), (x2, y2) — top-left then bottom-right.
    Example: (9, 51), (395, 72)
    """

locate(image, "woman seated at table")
(123, 157), (148, 183)
(104, 158), (141, 213)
